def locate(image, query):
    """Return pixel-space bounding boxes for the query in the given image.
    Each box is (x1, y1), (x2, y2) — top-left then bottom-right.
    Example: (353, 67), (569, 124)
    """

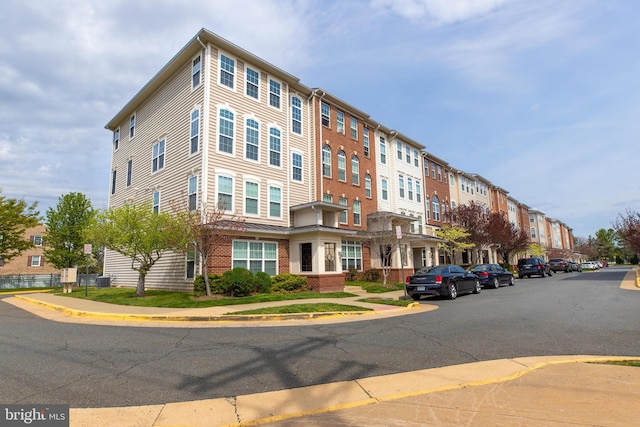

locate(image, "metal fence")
(0, 274), (100, 289)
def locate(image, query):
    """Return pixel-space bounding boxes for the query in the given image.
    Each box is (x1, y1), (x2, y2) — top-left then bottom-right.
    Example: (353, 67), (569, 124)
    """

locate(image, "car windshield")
(470, 265), (489, 272)
(416, 266), (448, 275)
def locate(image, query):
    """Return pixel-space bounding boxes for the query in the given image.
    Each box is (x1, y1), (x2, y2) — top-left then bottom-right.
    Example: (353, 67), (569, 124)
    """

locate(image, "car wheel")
(491, 277), (499, 289)
(448, 282), (458, 300)
(410, 294), (421, 301)
(548, 270), (553, 276)
(540, 270), (545, 278)
(518, 274), (524, 279)
(509, 276), (515, 286)
(473, 279), (481, 294)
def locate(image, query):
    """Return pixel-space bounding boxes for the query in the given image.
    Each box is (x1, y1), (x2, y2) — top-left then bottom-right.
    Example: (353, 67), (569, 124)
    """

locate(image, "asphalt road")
(1, 267), (639, 408)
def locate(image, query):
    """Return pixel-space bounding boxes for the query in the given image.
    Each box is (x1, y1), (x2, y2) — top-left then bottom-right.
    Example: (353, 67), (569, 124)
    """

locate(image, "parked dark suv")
(549, 258), (571, 273)
(517, 257), (552, 278)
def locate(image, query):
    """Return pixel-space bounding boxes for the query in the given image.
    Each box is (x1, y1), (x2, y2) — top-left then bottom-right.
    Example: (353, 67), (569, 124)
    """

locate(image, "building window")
(325, 242), (336, 272)
(301, 243), (313, 272)
(339, 197), (348, 224)
(381, 178), (388, 200)
(379, 137), (386, 164)
(269, 127), (281, 167)
(192, 55), (201, 89)
(188, 175), (198, 211)
(416, 180), (421, 203)
(129, 114), (136, 139)
(269, 78), (281, 109)
(152, 139), (165, 173)
(245, 118), (259, 161)
(322, 145), (331, 177)
(437, 165), (442, 181)
(350, 116), (357, 139)
(337, 110), (345, 134)
(363, 127), (370, 157)
(111, 170), (116, 195)
(405, 146), (411, 163)
(432, 195), (440, 221)
(341, 240), (362, 271)
(233, 241), (277, 275)
(431, 164), (436, 179)
(217, 175), (233, 211)
(186, 245), (197, 279)
(219, 54), (235, 89)
(414, 149), (419, 167)
(353, 200), (361, 226)
(396, 141), (402, 160)
(32, 236), (43, 246)
(450, 173), (454, 186)
(269, 185), (282, 218)
(323, 193), (333, 203)
(125, 159), (132, 187)
(113, 128), (119, 151)
(426, 196), (431, 220)
(351, 155), (359, 185)
(292, 151), (303, 182)
(399, 175), (405, 198)
(245, 67), (259, 99)
(531, 227), (537, 238)
(152, 190), (160, 214)
(337, 150), (346, 182)
(245, 181), (259, 215)
(291, 96), (302, 134)
(30, 255), (41, 267)
(407, 177), (413, 200)
(321, 102), (330, 127)
(190, 108), (200, 155)
(218, 109), (234, 154)
(365, 174), (372, 198)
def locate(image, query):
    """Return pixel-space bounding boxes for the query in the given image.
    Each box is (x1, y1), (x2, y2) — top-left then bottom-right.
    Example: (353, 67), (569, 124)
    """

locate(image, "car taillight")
(477, 272), (489, 277)
(538, 263), (542, 269)
(435, 274), (442, 284)
(405, 276), (410, 284)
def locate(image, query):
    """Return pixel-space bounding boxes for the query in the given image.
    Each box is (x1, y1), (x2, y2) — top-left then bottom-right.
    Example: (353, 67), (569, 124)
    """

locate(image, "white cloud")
(371, 0), (510, 25)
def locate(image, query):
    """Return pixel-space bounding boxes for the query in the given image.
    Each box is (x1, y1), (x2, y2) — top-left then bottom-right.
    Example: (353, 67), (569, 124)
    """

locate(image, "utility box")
(61, 268), (77, 293)
(96, 276), (111, 288)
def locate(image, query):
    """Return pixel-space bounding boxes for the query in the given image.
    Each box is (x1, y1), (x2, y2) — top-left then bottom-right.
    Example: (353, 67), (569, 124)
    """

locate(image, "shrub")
(362, 269), (381, 282)
(193, 274), (224, 296)
(222, 267), (255, 296)
(345, 268), (358, 281)
(254, 271), (272, 294)
(270, 273), (308, 293)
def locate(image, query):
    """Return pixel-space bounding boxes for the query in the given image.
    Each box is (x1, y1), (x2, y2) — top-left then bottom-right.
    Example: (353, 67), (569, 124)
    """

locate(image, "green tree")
(527, 243), (546, 257)
(0, 189), (40, 262)
(43, 192), (96, 269)
(87, 202), (188, 296)
(435, 226), (475, 264)
(594, 228), (616, 262)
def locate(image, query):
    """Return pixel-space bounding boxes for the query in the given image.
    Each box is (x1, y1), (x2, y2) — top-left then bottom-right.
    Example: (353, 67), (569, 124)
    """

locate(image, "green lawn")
(592, 360), (640, 368)
(59, 287), (358, 308)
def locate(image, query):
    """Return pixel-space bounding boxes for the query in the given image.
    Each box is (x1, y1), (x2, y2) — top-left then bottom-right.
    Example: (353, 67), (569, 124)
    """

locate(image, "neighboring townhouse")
(371, 127), (432, 281)
(309, 90), (378, 287)
(0, 225), (60, 276)
(528, 210), (547, 247)
(471, 174), (491, 209)
(421, 152), (452, 265)
(507, 197), (519, 227)
(489, 185), (509, 217)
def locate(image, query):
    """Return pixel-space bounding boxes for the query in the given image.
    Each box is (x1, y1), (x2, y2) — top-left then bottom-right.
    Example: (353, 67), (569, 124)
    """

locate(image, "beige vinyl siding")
(106, 50), (205, 290)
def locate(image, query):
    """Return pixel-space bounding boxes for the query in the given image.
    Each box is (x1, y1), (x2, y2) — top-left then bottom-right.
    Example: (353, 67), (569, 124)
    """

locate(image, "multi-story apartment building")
(103, 28), (577, 292)
(528, 210), (547, 247)
(0, 225), (59, 276)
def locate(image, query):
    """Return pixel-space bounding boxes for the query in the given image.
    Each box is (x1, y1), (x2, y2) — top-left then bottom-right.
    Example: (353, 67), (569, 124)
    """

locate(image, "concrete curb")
(68, 355), (640, 427)
(11, 294), (422, 323)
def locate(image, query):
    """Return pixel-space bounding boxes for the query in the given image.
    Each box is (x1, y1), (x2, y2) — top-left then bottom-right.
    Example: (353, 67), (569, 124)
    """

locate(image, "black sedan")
(406, 264), (481, 300)
(468, 264), (515, 288)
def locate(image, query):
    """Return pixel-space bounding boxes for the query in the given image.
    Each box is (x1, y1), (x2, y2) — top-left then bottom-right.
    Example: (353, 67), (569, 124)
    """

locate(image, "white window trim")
(268, 76), (283, 111)
(151, 137), (166, 174)
(113, 127), (120, 151)
(267, 182), (283, 219)
(291, 95), (303, 135)
(291, 149), (304, 183)
(188, 175), (198, 212)
(244, 116), (261, 164)
(216, 105), (236, 157)
(129, 113), (136, 140)
(190, 107), (201, 156)
(243, 178), (260, 217)
(216, 172), (235, 213)
(268, 124), (283, 169)
(218, 52), (237, 91)
(191, 53), (202, 90)
(244, 65), (260, 102)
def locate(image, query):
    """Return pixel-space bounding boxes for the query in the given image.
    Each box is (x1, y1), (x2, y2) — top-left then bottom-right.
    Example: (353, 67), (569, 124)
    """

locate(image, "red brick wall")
(207, 238), (290, 275)
(305, 273), (345, 292)
(424, 157), (451, 226)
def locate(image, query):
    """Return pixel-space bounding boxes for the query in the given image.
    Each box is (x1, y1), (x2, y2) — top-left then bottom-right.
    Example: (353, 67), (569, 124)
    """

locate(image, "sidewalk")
(67, 356), (640, 427)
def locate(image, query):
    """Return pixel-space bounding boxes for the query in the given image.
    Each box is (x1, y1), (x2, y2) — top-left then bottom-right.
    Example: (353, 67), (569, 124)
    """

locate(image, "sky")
(1, 0), (638, 239)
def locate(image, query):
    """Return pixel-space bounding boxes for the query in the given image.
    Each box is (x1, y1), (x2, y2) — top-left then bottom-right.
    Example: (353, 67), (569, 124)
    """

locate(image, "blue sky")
(1, 0), (638, 239)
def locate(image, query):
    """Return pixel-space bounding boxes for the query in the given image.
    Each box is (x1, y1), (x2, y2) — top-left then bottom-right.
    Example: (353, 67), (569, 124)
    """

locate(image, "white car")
(581, 262), (598, 270)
